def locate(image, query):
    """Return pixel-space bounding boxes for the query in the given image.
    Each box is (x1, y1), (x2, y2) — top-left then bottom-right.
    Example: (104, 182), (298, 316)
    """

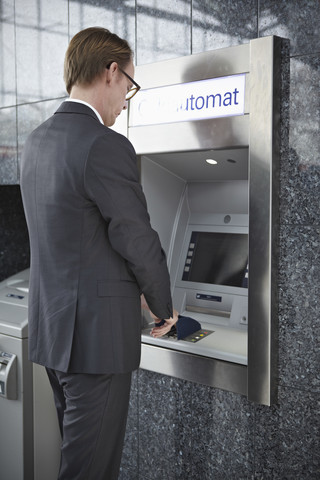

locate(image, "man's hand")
(150, 309), (179, 338)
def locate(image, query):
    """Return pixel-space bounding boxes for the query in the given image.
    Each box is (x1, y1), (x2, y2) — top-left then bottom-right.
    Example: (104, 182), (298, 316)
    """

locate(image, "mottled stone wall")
(0, 1), (319, 479)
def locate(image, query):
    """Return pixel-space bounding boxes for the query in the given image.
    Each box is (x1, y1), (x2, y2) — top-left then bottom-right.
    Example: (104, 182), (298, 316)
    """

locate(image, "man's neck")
(69, 83), (105, 124)
(70, 86), (100, 110)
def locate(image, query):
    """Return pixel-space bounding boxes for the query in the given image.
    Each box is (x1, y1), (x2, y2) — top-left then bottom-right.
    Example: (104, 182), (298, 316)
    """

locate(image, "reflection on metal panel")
(129, 115), (249, 155)
(133, 43), (250, 89)
(140, 344), (247, 396)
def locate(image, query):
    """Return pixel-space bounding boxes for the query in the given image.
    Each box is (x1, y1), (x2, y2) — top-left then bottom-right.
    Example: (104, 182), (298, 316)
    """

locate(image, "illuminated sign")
(129, 74), (245, 127)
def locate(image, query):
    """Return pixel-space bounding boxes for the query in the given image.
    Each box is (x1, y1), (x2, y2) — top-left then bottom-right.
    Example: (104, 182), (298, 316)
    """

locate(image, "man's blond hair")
(64, 27), (133, 94)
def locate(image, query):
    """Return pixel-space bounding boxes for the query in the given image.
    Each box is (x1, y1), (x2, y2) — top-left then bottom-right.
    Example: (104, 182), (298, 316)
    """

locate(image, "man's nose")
(123, 100), (128, 110)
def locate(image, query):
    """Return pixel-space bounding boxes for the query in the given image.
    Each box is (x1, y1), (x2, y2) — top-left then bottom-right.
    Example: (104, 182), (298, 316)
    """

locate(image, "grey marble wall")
(0, 1), (319, 478)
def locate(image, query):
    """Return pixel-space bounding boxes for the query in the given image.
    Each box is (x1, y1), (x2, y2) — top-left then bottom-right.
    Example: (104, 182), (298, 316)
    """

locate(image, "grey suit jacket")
(21, 101), (172, 374)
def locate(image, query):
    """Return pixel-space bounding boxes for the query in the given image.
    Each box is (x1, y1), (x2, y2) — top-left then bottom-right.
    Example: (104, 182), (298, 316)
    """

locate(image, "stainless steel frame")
(247, 38), (281, 405)
(127, 36), (281, 405)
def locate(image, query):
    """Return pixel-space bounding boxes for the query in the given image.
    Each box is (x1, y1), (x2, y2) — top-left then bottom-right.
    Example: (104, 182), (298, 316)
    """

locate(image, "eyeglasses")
(118, 67), (141, 101)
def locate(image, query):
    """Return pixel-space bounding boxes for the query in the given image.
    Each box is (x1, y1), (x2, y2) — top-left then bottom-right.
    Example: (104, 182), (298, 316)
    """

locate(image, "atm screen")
(182, 231), (248, 288)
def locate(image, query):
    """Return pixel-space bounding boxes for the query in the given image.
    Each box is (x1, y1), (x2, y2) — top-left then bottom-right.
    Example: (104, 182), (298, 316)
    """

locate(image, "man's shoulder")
(85, 127), (138, 179)
(24, 116), (54, 148)
(93, 126), (135, 154)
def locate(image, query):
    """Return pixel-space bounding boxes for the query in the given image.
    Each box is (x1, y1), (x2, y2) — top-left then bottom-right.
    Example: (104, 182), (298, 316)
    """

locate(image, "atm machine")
(124, 36), (282, 406)
(0, 269), (60, 479)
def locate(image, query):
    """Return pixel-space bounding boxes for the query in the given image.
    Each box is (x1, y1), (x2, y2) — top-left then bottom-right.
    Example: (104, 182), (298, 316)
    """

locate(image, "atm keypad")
(183, 329), (214, 343)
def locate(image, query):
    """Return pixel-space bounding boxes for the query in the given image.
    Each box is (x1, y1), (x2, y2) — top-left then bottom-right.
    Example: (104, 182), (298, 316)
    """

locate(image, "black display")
(182, 231), (248, 288)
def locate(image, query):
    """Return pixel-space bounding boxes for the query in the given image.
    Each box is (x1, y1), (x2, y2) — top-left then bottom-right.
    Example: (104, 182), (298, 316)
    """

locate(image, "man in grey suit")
(21, 27), (178, 479)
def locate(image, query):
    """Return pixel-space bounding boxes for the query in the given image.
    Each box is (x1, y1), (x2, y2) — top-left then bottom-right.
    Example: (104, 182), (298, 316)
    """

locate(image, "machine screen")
(182, 232), (248, 288)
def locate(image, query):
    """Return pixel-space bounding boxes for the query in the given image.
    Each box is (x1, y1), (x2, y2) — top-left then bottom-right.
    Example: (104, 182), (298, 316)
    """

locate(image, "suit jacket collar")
(55, 101), (102, 124)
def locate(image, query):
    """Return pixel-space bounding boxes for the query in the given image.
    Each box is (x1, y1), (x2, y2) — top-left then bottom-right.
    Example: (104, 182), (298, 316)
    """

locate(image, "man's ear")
(106, 62), (118, 84)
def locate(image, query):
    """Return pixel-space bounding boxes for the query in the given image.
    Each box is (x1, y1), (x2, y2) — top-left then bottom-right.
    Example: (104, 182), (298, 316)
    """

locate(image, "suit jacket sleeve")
(84, 130), (173, 320)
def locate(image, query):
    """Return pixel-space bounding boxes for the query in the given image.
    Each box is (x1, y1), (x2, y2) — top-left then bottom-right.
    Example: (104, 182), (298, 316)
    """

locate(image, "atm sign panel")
(129, 74), (245, 127)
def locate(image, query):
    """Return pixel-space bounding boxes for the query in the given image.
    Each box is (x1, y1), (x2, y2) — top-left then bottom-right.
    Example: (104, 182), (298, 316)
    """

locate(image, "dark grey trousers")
(46, 368), (132, 480)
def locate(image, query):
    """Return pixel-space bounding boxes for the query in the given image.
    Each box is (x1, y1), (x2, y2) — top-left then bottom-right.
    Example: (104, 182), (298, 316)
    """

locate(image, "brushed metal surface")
(140, 343), (247, 396)
(133, 43), (250, 89)
(129, 115), (249, 156)
(247, 36), (281, 405)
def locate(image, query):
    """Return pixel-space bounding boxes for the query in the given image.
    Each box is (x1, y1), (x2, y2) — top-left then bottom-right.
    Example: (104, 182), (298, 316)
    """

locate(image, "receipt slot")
(125, 36), (282, 406)
(0, 351), (17, 399)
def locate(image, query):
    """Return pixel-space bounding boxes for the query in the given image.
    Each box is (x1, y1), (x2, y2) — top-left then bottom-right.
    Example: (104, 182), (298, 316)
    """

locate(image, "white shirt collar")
(65, 98), (104, 125)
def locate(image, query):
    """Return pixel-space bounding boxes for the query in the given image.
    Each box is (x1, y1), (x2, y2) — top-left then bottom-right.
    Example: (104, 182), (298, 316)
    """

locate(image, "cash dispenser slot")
(186, 305), (231, 318)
